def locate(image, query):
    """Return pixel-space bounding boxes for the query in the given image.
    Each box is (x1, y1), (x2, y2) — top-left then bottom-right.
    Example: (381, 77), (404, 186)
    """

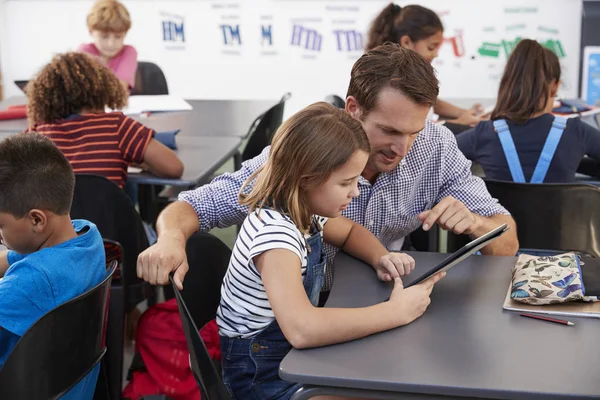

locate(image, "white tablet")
(405, 223), (510, 287)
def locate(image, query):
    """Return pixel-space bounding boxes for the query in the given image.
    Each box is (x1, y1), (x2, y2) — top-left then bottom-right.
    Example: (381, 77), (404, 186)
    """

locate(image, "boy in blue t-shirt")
(0, 132), (106, 399)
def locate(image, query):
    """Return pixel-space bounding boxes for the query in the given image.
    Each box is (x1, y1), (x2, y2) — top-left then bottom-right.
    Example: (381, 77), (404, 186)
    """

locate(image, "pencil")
(520, 312), (575, 326)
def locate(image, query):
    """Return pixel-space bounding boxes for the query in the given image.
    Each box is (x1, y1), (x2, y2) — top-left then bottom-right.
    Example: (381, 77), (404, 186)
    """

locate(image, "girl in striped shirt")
(217, 102), (445, 400)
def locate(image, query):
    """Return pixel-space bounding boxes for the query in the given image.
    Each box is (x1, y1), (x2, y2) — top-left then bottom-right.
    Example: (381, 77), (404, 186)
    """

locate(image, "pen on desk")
(520, 313), (575, 326)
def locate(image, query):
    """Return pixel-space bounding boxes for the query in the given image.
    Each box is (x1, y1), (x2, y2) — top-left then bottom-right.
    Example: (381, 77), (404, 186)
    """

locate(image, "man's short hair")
(0, 133), (75, 217)
(346, 42), (439, 116)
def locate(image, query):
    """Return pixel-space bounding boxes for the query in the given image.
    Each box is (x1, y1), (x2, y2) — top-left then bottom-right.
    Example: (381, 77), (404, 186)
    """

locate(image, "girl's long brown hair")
(366, 3), (443, 51)
(491, 39), (561, 124)
(240, 102), (370, 234)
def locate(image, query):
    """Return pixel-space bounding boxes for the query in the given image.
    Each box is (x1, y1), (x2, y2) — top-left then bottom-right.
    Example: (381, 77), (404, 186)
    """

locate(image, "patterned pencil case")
(510, 252), (599, 305)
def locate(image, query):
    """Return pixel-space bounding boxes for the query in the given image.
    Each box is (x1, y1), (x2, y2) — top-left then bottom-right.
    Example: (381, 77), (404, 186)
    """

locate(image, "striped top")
(216, 209), (327, 338)
(30, 113), (154, 188)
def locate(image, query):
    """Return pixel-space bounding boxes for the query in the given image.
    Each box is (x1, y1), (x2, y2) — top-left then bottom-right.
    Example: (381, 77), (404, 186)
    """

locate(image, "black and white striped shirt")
(216, 209), (326, 338)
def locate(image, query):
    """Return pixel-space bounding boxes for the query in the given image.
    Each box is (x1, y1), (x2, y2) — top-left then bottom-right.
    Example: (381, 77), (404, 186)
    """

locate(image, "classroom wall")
(0, 0), (583, 116)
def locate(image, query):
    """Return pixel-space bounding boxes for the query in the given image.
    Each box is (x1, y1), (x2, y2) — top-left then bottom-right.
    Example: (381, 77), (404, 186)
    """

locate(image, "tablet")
(405, 223), (509, 287)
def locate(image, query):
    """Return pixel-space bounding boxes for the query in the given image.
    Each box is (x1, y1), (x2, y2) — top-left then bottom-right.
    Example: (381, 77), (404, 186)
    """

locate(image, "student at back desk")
(25, 52), (183, 189)
(0, 133), (106, 399)
(78, 0), (137, 92)
(456, 39), (600, 183)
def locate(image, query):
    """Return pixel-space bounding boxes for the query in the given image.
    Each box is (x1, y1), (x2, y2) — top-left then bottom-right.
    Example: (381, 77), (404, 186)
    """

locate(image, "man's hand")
(137, 235), (189, 290)
(418, 196), (482, 235)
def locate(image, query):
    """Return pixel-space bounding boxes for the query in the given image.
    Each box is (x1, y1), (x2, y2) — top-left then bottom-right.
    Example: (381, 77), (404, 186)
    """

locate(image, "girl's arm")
(323, 216), (414, 280)
(0, 250), (8, 278)
(257, 248), (442, 349)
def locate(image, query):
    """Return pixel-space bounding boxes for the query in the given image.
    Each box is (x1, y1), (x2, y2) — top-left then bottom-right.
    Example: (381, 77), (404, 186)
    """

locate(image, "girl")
(457, 39), (600, 183)
(78, 0), (137, 92)
(26, 52), (183, 189)
(216, 102), (444, 400)
(366, 3), (482, 128)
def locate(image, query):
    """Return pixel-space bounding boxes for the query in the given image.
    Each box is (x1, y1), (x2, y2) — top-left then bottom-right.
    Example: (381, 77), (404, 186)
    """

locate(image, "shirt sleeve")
(248, 220), (305, 264)
(578, 118), (600, 161)
(455, 126), (478, 160)
(117, 115), (154, 164)
(0, 263), (53, 336)
(113, 45), (138, 89)
(178, 146), (270, 231)
(436, 127), (510, 217)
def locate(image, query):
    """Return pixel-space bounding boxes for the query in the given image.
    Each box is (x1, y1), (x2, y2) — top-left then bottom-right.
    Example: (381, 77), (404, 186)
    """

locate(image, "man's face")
(346, 87), (430, 175)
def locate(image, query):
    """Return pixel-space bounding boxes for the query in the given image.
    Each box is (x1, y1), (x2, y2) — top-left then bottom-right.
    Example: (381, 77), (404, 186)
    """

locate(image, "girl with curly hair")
(26, 52), (183, 189)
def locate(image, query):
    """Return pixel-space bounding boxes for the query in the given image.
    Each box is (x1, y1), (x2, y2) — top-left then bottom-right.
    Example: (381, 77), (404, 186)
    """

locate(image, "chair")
(478, 180), (600, 258)
(0, 262), (116, 399)
(324, 94), (345, 109)
(70, 174), (151, 399)
(241, 93), (290, 163)
(133, 61), (169, 95)
(169, 232), (232, 400)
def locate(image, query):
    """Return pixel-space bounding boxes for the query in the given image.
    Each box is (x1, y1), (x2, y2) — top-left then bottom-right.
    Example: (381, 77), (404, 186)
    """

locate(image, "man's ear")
(345, 96), (363, 121)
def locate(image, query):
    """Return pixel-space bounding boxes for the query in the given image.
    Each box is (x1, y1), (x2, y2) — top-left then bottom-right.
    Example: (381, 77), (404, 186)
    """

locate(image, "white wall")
(0, 0), (583, 116)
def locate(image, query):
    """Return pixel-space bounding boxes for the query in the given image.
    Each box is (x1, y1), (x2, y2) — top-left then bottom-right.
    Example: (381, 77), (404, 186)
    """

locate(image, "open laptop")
(14, 80), (29, 93)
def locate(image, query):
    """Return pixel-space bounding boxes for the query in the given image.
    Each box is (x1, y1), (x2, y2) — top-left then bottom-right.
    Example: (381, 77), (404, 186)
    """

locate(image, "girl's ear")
(399, 35), (412, 49)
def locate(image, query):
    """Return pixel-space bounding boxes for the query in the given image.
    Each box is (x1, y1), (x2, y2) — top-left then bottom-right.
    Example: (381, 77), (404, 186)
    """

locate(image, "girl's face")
(401, 30), (444, 63)
(91, 30), (126, 59)
(304, 150), (368, 218)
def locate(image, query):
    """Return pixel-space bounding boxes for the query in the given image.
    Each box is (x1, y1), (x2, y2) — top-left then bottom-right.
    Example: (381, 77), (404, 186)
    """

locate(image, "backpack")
(122, 298), (221, 400)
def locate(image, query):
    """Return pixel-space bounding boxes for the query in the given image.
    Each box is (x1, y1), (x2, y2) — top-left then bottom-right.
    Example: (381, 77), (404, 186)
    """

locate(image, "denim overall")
(220, 225), (326, 400)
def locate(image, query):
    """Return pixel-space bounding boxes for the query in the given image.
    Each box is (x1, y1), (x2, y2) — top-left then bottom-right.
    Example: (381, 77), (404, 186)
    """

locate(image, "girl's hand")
(376, 252), (415, 281)
(388, 272), (445, 325)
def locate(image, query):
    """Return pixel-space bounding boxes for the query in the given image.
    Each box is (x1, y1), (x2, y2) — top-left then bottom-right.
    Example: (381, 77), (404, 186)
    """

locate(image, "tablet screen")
(404, 223), (509, 288)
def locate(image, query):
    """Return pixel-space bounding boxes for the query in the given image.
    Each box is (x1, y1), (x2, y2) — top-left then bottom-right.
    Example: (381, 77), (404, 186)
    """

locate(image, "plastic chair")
(133, 62), (169, 95)
(70, 174), (151, 399)
(0, 262), (116, 400)
(324, 94), (345, 109)
(241, 93), (290, 163)
(168, 232), (232, 400)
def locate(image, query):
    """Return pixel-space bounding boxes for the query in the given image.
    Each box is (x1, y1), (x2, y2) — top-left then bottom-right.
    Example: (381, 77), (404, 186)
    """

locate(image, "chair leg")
(106, 285), (126, 400)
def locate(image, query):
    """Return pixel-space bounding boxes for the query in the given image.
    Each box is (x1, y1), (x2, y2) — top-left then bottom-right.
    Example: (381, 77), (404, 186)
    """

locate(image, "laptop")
(14, 80), (29, 93)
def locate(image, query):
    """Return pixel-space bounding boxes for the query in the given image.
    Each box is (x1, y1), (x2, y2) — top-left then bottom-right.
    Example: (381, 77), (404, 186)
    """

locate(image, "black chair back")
(324, 94), (345, 109)
(484, 180), (600, 258)
(133, 61), (169, 95)
(0, 262), (116, 399)
(169, 232), (232, 400)
(241, 93), (290, 162)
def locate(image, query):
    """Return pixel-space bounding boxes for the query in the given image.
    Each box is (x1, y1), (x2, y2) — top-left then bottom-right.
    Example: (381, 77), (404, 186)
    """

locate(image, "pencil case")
(510, 252), (599, 305)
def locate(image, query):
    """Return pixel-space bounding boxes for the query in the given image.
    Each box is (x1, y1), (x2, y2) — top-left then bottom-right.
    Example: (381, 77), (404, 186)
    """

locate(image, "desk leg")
(291, 385), (476, 399)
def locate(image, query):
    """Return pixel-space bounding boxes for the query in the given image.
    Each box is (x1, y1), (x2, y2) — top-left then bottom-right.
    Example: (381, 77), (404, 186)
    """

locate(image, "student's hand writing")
(137, 235), (189, 290)
(453, 110), (481, 127)
(470, 103), (485, 116)
(376, 252), (415, 281)
(388, 271), (445, 325)
(418, 196), (482, 235)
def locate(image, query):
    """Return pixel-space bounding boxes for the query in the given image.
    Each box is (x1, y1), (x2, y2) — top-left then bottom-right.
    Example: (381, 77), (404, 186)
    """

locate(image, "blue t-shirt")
(456, 114), (600, 183)
(0, 219), (106, 400)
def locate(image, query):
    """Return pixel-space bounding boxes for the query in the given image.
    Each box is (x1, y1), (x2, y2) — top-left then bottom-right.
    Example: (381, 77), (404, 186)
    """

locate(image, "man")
(137, 43), (518, 293)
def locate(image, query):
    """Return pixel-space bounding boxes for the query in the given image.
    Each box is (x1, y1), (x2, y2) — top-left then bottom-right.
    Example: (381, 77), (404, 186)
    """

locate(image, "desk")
(0, 97), (276, 137)
(0, 131), (241, 187)
(280, 252), (600, 399)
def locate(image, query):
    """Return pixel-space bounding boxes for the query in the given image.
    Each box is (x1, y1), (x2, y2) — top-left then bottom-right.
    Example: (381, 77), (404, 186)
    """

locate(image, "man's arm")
(418, 126), (519, 256)
(138, 147), (270, 288)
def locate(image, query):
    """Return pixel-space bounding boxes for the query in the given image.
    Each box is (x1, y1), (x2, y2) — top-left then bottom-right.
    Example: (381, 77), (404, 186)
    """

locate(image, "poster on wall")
(0, 0), (583, 115)
(582, 46), (600, 106)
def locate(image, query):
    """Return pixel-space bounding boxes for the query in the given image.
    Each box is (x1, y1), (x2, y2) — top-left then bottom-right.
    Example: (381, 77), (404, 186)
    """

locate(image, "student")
(26, 52), (183, 189)
(216, 102), (445, 399)
(78, 0), (137, 91)
(0, 133), (106, 399)
(137, 44), (517, 302)
(456, 39), (600, 183)
(366, 3), (482, 128)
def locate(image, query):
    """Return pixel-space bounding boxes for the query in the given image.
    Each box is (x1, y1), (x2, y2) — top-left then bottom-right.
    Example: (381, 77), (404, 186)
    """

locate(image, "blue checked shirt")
(179, 121), (509, 290)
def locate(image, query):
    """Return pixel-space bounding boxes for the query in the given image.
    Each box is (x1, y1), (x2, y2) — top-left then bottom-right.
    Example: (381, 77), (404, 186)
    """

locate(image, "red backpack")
(122, 298), (221, 400)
